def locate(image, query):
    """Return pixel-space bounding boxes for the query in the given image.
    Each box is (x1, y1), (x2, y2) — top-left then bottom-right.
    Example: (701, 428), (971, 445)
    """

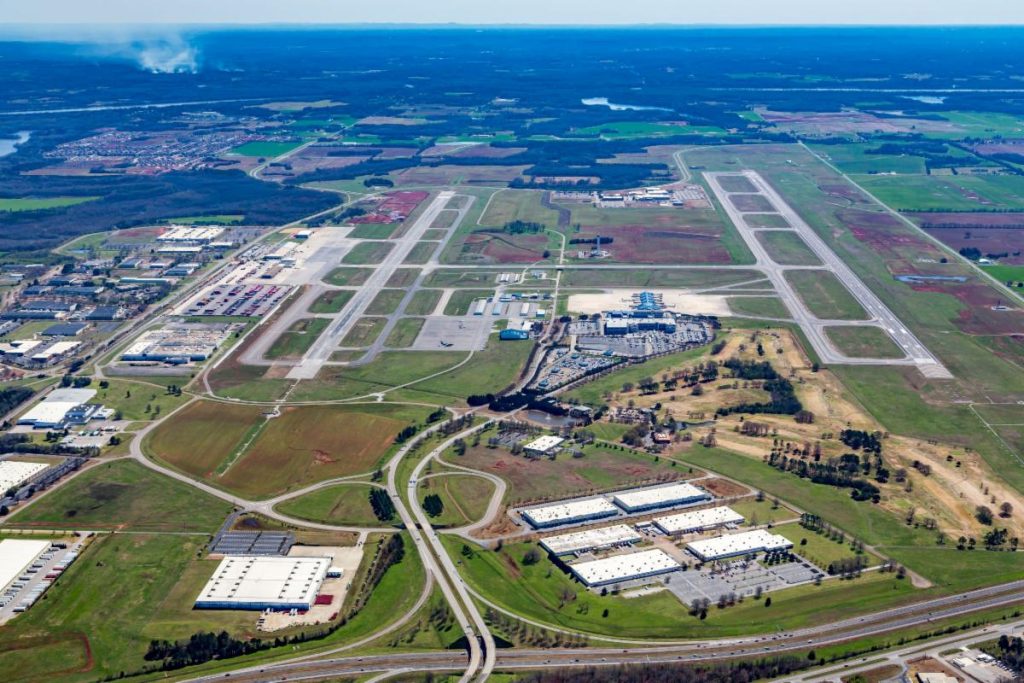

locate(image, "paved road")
(705, 171), (951, 378)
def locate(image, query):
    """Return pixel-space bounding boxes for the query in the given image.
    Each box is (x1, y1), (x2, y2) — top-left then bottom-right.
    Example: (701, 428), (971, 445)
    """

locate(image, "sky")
(1, 0), (1023, 26)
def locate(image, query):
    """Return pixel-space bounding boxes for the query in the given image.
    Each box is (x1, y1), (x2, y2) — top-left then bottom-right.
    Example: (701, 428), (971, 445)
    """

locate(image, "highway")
(705, 171), (952, 378)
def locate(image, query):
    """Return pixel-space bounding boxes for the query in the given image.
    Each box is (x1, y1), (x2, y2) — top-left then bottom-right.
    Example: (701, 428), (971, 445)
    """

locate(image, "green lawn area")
(265, 317), (328, 359)
(0, 196), (100, 212)
(981, 264), (1024, 287)
(809, 143), (928, 175)
(777, 524), (879, 569)
(444, 536), (917, 639)
(229, 140), (304, 157)
(309, 289), (354, 313)
(385, 268), (421, 288)
(341, 241), (394, 265)
(275, 483), (385, 526)
(0, 320), (60, 341)
(403, 241), (439, 265)
(730, 497), (797, 526)
(727, 296), (792, 319)
(323, 267), (374, 286)
(756, 231), (822, 266)
(341, 316), (388, 347)
(6, 460), (233, 532)
(164, 214), (244, 225)
(348, 223), (400, 239)
(91, 378), (191, 421)
(478, 189), (560, 228)
(444, 289), (490, 315)
(825, 326), (905, 359)
(854, 173), (1024, 211)
(365, 289), (406, 315)
(424, 269), (505, 288)
(405, 289), (442, 315)
(417, 474), (495, 527)
(786, 270), (870, 320)
(385, 318), (425, 348)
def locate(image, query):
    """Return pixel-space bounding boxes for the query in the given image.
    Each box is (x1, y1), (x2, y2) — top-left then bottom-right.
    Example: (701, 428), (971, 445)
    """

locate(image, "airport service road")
(286, 191), (458, 380)
(705, 171), (952, 379)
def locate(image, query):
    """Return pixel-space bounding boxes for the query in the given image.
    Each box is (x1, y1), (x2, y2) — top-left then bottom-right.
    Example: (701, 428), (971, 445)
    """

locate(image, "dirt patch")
(700, 477), (749, 497)
(923, 226), (1024, 264)
(576, 224), (732, 264)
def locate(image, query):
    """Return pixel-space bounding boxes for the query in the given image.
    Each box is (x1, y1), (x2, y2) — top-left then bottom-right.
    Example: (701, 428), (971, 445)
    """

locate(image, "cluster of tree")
(568, 235), (614, 245)
(839, 429), (882, 455)
(992, 635), (1024, 674)
(369, 487), (395, 522)
(515, 656), (813, 683)
(145, 632), (264, 671)
(503, 220), (545, 234)
(717, 377), (802, 417)
(827, 555), (869, 578)
(768, 452), (880, 502)
(959, 246), (1009, 261)
(484, 606), (588, 648)
(422, 493), (444, 517)
(394, 425), (419, 444)
(59, 375), (92, 388)
(0, 386), (33, 416)
(722, 358), (779, 380)
(363, 176), (394, 188)
(740, 421), (771, 437)
(0, 433), (99, 457)
(709, 340), (727, 356)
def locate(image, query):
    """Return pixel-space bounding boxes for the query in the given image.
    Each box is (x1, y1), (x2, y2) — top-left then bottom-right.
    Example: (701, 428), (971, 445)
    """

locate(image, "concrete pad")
(412, 316), (492, 351)
(567, 289), (731, 317)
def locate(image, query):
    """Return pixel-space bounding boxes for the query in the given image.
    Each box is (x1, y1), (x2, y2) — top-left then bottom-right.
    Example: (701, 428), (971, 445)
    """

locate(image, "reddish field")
(819, 184), (870, 205)
(910, 281), (1024, 335)
(836, 208), (948, 268)
(580, 224), (731, 264)
(351, 190), (429, 224)
(922, 227), (1024, 265)
(913, 212), (1024, 228)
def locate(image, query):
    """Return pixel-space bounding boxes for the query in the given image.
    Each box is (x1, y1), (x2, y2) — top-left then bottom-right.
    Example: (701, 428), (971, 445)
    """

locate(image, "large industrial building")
(654, 506), (745, 536)
(611, 482), (710, 513)
(0, 539), (50, 593)
(194, 556), (330, 611)
(17, 388), (101, 429)
(540, 524), (641, 556)
(521, 497), (619, 529)
(120, 323), (235, 364)
(569, 548), (680, 587)
(686, 529), (793, 562)
(0, 461), (49, 494)
(522, 435), (565, 457)
(158, 226), (225, 243)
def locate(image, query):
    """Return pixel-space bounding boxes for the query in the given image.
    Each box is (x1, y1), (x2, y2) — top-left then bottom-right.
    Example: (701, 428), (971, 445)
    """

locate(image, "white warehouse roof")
(195, 556), (329, 610)
(686, 529), (793, 561)
(612, 482), (709, 512)
(18, 388), (96, 426)
(523, 435), (565, 453)
(540, 524), (641, 555)
(0, 539), (50, 592)
(569, 548), (680, 587)
(521, 497), (619, 528)
(654, 506), (745, 535)
(0, 460), (49, 493)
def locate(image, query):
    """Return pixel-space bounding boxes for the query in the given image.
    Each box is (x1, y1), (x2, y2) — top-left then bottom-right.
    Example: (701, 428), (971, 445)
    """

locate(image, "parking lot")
(184, 283), (292, 317)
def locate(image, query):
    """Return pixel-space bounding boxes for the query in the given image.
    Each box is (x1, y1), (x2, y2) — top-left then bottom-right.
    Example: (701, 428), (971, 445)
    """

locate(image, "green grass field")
(265, 317), (328, 359)
(825, 326), (906, 359)
(274, 483), (386, 526)
(443, 289), (490, 315)
(7, 460), (233, 532)
(146, 399), (265, 479)
(323, 267), (374, 286)
(309, 289), (354, 313)
(809, 143), (928, 175)
(348, 223), (400, 239)
(230, 140), (304, 157)
(385, 318), (425, 348)
(776, 524), (879, 569)
(385, 268), (421, 288)
(562, 268), (763, 289)
(91, 379), (191, 421)
(727, 296), (792, 319)
(730, 497), (797, 526)
(854, 173), (1024, 211)
(743, 213), (791, 228)
(786, 270), (870, 320)
(341, 241), (395, 265)
(366, 289), (406, 315)
(982, 264), (1024, 287)
(0, 196), (100, 212)
(756, 231), (823, 266)
(417, 474), (495, 527)
(405, 289), (442, 315)
(403, 241), (438, 265)
(478, 189), (559, 228)
(165, 214), (244, 225)
(341, 316), (388, 347)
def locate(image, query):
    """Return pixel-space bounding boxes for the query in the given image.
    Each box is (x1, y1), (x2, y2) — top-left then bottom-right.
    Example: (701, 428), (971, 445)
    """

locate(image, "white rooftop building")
(195, 556), (330, 611)
(540, 524), (641, 556)
(654, 506), (745, 536)
(0, 461), (49, 493)
(611, 482), (710, 513)
(521, 497), (619, 529)
(686, 529), (793, 562)
(17, 388), (97, 428)
(31, 341), (81, 362)
(569, 548), (680, 587)
(158, 226), (225, 243)
(523, 435), (565, 457)
(0, 539), (50, 592)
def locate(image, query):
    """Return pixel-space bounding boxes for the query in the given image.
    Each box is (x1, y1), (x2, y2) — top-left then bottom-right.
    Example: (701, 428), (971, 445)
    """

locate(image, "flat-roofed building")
(194, 556), (329, 611)
(654, 506), (744, 536)
(522, 435), (565, 457)
(0, 539), (50, 593)
(17, 388), (97, 428)
(686, 529), (793, 562)
(31, 341), (81, 363)
(611, 482), (710, 513)
(0, 461), (49, 494)
(540, 524), (641, 556)
(569, 548), (680, 587)
(521, 497), (619, 529)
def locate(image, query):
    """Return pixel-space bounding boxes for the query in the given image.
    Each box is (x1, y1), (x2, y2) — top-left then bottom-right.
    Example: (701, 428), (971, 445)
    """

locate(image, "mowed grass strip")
(756, 231), (822, 266)
(341, 241), (394, 264)
(727, 296), (792, 319)
(146, 399), (264, 479)
(385, 318), (425, 348)
(323, 267), (374, 286)
(385, 268), (421, 288)
(403, 241), (439, 265)
(275, 483), (385, 526)
(266, 317), (329, 359)
(418, 474), (495, 527)
(309, 289), (354, 314)
(341, 316), (388, 347)
(6, 460), (233, 532)
(218, 404), (427, 498)
(0, 196), (100, 212)
(348, 223), (399, 239)
(405, 289), (442, 315)
(786, 270), (870, 320)
(365, 289), (406, 315)
(825, 326), (906, 359)
(744, 213), (790, 228)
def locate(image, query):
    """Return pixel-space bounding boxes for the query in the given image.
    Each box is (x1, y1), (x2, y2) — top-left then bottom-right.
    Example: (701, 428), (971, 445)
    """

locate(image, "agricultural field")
(854, 173), (1024, 212)
(786, 270), (870, 320)
(756, 230), (822, 266)
(825, 326), (905, 359)
(146, 400), (265, 478)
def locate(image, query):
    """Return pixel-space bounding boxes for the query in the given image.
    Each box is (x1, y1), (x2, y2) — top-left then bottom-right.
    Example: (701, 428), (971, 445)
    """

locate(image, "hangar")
(194, 556), (330, 611)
